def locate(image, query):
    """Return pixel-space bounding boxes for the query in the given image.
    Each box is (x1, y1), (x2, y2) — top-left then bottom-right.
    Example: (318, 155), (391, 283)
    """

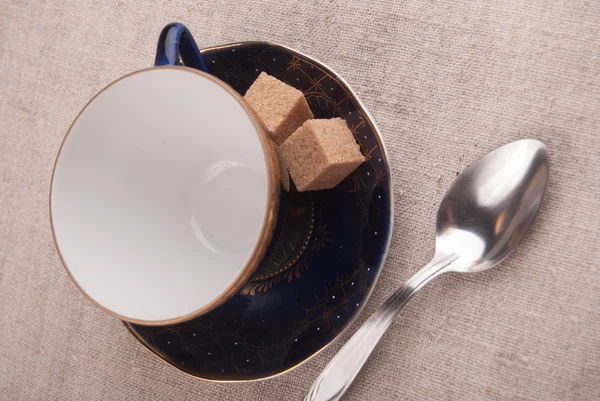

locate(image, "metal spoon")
(304, 139), (549, 401)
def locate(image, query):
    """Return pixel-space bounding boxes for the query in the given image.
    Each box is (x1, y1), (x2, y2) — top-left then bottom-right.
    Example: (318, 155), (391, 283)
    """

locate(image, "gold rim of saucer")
(124, 40), (395, 383)
(49, 66), (281, 326)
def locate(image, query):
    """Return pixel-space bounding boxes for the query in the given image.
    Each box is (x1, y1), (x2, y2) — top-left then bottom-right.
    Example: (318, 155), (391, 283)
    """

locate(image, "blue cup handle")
(154, 23), (209, 72)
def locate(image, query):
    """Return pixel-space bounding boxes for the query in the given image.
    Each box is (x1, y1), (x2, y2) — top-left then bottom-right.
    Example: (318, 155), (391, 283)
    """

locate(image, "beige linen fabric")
(1, 1), (599, 400)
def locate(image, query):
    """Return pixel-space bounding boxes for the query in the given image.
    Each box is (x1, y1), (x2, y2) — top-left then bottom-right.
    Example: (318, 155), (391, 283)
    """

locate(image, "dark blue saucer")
(125, 41), (393, 381)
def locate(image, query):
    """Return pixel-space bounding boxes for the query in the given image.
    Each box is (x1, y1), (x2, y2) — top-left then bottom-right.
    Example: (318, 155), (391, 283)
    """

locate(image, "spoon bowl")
(436, 139), (549, 273)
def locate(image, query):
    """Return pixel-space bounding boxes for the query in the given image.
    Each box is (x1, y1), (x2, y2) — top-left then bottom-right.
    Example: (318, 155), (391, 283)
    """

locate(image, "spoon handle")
(303, 253), (459, 401)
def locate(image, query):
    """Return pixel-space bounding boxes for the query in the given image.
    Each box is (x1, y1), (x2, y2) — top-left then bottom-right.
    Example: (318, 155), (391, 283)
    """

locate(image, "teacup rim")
(49, 66), (281, 326)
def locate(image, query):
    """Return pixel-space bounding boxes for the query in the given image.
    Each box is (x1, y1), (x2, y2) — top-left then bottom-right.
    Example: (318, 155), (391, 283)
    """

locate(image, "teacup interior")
(51, 68), (272, 324)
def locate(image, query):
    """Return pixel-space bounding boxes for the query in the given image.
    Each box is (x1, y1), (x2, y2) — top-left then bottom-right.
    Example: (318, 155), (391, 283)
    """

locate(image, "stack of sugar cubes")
(244, 72), (365, 192)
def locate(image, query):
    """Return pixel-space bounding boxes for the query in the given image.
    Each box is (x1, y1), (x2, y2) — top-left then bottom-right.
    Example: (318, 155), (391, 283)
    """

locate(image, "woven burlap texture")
(1, 1), (599, 400)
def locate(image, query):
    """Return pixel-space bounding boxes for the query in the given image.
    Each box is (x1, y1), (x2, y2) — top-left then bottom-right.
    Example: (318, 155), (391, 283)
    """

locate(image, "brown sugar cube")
(279, 118), (365, 191)
(244, 72), (313, 145)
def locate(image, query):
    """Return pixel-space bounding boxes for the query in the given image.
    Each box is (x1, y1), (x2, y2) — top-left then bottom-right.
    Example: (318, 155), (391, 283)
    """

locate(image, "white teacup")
(51, 67), (283, 325)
